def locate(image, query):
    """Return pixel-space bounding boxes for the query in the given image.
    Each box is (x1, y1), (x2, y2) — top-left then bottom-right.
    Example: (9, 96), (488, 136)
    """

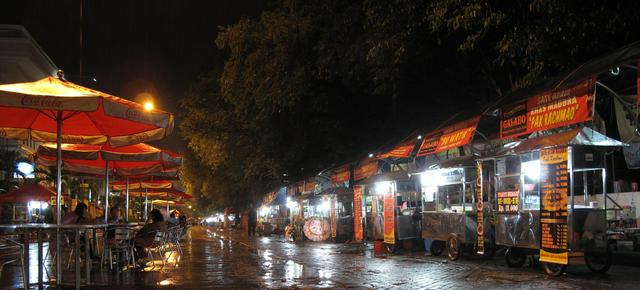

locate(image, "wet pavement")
(0, 226), (639, 289)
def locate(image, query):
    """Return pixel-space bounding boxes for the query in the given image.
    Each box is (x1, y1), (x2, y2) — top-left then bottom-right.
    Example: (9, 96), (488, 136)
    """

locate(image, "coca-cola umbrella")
(112, 179), (185, 219)
(36, 142), (182, 222)
(0, 76), (174, 281)
(125, 188), (191, 217)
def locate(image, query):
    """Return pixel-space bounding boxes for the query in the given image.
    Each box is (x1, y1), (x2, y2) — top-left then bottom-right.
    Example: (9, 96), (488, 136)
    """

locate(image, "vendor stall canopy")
(501, 127), (629, 154)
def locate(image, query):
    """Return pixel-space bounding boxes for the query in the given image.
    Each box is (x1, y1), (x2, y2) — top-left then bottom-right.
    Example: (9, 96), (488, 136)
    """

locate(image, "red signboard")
(417, 116), (481, 156)
(331, 165), (350, 184)
(637, 60), (640, 105)
(500, 77), (596, 139)
(383, 189), (395, 244)
(303, 179), (316, 193)
(353, 186), (363, 241)
(354, 161), (378, 181)
(377, 140), (416, 159)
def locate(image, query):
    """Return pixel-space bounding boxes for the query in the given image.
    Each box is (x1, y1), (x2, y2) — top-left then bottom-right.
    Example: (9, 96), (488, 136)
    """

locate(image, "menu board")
(500, 77), (596, 139)
(539, 147), (569, 265)
(497, 191), (519, 213)
(330, 197), (337, 238)
(383, 189), (395, 244)
(475, 161), (484, 254)
(353, 186), (364, 241)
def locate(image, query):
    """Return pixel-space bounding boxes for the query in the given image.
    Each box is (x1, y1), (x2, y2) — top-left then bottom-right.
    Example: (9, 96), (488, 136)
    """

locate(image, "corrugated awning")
(503, 127), (627, 154)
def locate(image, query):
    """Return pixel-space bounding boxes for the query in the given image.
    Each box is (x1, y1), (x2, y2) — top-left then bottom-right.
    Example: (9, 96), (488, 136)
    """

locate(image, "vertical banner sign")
(475, 161), (484, 255)
(637, 59), (640, 105)
(330, 197), (337, 238)
(539, 147), (569, 265)
(383, 186), (395, 245)
(500, 77), (596, 139)
(353, 186), (364, 241)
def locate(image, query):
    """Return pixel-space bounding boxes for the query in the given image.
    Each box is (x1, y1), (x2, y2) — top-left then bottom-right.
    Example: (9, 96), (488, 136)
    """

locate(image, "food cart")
(418, 157), (494, 260)
(317, 187), (354, 242)
(361, 170), (421, 252)
(483, 127), (626, 275)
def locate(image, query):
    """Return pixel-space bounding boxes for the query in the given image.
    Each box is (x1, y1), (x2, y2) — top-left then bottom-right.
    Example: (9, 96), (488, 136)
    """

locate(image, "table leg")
(85, 230), (91, 285)
(75, 230), (80, 290)
(38, 230), (43, 288)
(23, 229), (29, 290)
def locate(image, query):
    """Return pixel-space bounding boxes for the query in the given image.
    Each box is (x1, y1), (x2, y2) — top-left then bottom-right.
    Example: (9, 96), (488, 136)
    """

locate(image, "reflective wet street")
(1, 226), (639, 289)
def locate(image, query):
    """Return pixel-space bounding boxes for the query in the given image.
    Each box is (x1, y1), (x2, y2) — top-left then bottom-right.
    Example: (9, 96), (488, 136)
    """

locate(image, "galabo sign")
(500, 77), (596, 139)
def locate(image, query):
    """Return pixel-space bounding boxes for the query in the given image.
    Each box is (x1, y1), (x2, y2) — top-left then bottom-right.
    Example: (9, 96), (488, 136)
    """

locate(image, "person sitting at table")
(167, 211), (179, 227)
(134, 209), (167, 261)
(106, 207), (124, 241)
(61, 203), (99, 259)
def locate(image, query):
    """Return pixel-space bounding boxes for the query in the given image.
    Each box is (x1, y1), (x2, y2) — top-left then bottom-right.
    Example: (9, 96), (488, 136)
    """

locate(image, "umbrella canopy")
(0, 77), (174, 146)
(37, 154), (167, 176)
(0, 183), (58, 203)
(38, 142), (182, 165)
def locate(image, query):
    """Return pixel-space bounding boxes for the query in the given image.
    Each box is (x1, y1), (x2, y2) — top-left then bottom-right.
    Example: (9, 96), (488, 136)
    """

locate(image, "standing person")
(248, 206), (257, 237)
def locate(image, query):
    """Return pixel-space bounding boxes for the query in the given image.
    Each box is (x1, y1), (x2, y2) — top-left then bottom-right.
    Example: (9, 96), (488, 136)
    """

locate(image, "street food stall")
(413, 116), (494, 260)
(483, 127), (626, 275)
(360, 170), (421, 251)
(318, 186), (354, 242)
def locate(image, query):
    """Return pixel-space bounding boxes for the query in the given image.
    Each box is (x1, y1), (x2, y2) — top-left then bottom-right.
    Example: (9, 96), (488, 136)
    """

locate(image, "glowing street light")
(144, 101), (154, 111)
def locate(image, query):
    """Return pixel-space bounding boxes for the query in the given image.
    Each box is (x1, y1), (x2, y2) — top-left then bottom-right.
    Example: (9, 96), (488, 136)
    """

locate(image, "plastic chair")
(145, 231), (167, 267)
(107, 228), (136, 270)
(0, 236), (27, 290)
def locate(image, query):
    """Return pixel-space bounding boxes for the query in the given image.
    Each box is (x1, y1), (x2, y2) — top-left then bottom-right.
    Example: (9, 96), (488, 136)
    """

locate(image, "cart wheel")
(430, 240), (444, 256)
(542, 262), (566, 276)
(447, 236), (461, 261)
(505, 248), (525, 268)
(585, 246), (612, 274)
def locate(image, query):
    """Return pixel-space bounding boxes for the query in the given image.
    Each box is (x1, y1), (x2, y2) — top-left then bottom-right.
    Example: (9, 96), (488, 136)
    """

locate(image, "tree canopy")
(180, 0), (640, 210)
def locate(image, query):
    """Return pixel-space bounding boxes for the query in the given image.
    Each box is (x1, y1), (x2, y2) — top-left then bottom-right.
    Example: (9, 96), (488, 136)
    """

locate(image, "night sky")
(1, 0), (266, 153)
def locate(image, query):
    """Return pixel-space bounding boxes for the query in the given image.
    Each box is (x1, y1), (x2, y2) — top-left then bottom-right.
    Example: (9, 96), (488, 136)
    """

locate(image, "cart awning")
(355, 170), (410, 185)
(504, 127), (628, 154)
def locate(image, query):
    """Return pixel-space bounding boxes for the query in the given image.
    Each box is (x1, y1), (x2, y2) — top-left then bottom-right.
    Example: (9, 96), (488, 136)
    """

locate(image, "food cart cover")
(505, 127), (627, 154)
(317, 186), (353, 196)
(354, 170), (410, 185)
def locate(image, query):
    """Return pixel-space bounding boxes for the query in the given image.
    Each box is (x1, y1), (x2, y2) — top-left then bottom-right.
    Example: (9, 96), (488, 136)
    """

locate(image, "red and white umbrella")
(0, 74), (174, 283)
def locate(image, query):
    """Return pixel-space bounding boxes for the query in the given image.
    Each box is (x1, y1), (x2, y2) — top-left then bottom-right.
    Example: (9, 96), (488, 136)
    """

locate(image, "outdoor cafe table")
(0, 223), (109, 290)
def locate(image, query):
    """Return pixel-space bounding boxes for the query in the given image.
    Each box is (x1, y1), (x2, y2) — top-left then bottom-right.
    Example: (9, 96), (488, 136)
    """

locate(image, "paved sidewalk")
(0, 226), (638, 289)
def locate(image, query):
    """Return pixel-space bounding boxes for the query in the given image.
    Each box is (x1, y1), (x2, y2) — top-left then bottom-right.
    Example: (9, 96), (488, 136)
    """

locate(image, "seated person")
(61, 203), (98, 258)
(107, 207), (123, 241)
(134, 209), (167, 259)
(167, 212), (179, 227)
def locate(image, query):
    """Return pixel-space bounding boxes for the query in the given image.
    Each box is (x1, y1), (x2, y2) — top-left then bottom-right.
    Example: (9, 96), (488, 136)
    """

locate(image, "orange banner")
(417, 116), (481, 156)
(383, 189), (395, 244)
(353, 186), (363, 241)
(501, 77), (596, 139)
(303, 179), (316, 193)
(330, 197), (337, 238)
(331, 165), (350, 184)
(377, 140), (416, 159)
(354, 161), (378, 181)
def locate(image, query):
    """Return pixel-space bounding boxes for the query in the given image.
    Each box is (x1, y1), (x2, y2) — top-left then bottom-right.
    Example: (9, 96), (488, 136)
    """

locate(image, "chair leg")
(20, 247), (27, 290)
(109, 248), (113, 270)
(67, 248), (74, 270)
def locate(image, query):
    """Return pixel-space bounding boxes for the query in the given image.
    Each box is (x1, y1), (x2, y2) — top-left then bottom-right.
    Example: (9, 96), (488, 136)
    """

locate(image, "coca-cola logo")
(131, 133), (149, 143)
(61, 136), (86, 144)
(125, 108), (153, 122)
(21, 95), (63, 108)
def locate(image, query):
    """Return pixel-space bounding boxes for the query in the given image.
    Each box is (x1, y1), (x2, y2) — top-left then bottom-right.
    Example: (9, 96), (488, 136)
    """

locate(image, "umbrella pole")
(55, 112), (63, 284)
(104, 162), (109, 223)
(144, 189), (148, 220)
(125, 176), (129, 222)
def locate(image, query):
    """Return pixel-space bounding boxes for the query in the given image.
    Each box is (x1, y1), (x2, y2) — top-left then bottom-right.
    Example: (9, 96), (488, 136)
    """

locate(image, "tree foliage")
(180, 0), (640, 210)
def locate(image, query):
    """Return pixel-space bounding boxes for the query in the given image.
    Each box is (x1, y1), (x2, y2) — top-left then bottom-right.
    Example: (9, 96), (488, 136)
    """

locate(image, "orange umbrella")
(0, 73), (174, 283)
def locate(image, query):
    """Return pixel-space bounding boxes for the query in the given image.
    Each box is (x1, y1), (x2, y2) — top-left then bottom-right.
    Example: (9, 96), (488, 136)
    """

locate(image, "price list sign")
(539, 147), (569, 265)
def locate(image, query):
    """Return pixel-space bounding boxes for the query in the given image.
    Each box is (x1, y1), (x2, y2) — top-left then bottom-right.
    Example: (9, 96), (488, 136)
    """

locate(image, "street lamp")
(144, 101), (154, 111)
